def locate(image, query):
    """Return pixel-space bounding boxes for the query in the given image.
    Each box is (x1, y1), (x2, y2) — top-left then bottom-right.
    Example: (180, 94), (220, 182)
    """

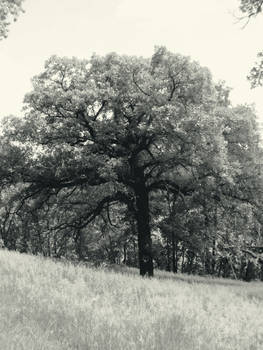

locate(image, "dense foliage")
(0, 48), (263, 279)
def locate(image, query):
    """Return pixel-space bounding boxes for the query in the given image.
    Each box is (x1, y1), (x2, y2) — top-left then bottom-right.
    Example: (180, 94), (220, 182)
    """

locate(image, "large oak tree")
(1, 47), (230, 276)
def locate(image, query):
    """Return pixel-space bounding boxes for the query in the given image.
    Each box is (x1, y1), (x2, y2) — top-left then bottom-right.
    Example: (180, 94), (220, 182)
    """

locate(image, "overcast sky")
(0, 0), (263, 120)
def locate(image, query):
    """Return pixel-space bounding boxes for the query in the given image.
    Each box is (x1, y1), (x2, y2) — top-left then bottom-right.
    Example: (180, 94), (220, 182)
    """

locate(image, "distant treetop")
(239, 0), (263, 18)
(0, 0), (24, 40)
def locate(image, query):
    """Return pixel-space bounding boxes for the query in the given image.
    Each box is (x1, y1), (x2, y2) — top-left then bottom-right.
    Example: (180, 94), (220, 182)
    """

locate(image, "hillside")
(0, 250), (262, 350)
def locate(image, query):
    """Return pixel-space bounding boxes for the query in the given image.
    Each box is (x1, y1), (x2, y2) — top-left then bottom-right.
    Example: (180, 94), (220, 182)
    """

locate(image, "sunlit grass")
(0, 249), (262, 349)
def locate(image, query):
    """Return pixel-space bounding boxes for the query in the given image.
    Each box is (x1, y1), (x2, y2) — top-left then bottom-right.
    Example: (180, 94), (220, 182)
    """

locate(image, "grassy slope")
(0, 250), (262, 350)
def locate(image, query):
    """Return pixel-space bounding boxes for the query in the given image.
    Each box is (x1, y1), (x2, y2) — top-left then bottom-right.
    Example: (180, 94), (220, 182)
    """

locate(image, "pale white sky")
(0, 0), (263, 120)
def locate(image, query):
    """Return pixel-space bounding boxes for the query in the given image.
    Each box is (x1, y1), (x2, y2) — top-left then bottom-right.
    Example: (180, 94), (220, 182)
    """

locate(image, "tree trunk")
(212, 205), (217, 275)
(166, 237), (171, 272)
(75, 229), (85, 261)
(172, 233), (177, 273)
(244, 260), (255, 282)
(211, 239), (216, 274)
(123, 242), (127, 264)
(181, 246), (185, 273)
(260, 263), (263, 282)
(134, 178), (153, 277)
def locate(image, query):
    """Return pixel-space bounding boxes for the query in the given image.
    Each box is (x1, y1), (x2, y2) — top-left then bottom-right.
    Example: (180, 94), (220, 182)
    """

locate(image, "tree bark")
(75, 229), (85, 261)
(133, 170), (153, 277)
(211, 204), (217, 275)
(181, 246), (185, 273)
(166, 237), (171, 272)
(211, 239), (216, 274)
(123, 242), (127, 264)
(172, 232), (178, 273)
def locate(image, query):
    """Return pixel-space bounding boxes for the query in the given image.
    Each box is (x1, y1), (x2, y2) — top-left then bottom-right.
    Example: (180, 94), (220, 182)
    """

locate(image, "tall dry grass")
(0, 249), (262, 349)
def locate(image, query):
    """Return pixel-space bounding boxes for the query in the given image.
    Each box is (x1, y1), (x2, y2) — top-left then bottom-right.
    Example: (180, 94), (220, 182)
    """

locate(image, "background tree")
(237, 0), (263, 89)
(0, 0), (24, 39)
(239, 0), (263, 19)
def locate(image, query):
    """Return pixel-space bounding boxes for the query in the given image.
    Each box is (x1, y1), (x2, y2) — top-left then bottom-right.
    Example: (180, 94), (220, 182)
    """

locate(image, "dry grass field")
(0, 249), (262, 350)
